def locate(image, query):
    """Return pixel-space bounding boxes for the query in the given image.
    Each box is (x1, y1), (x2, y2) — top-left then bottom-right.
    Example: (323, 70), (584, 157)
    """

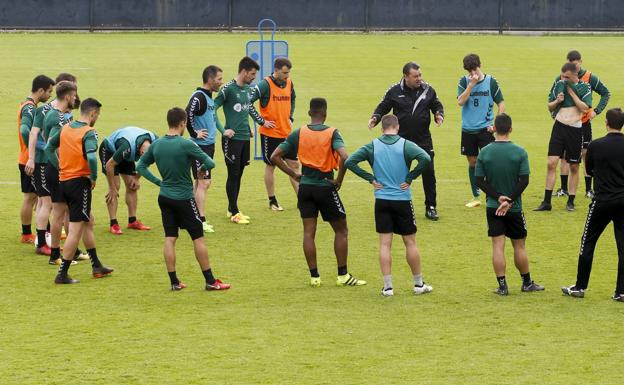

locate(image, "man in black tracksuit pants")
(369, 62), (444, 220)
(562, 108), (624, 301)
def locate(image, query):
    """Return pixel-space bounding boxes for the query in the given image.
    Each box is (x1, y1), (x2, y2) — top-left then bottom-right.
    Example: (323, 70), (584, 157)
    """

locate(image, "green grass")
(1, 32), (624, 384)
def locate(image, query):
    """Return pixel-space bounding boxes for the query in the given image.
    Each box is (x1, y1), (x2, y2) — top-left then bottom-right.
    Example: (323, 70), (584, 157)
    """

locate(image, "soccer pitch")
(1, 32), (624, 384)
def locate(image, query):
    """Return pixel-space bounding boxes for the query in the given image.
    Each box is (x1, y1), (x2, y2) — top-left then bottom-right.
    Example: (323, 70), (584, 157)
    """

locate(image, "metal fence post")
(228, 0), (233, 32)
(498, 0), (503, 34)
(364, 0), (370, 32)
(89, 0), (94, 32)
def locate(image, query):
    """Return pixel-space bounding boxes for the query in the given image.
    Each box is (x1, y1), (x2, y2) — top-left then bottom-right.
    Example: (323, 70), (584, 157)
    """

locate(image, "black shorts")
(99, 145), (136, 176)
(297, 184), (346, 222)
(61, 177), (92, 222)
(157, 195), (203, 240)
(486, 208), (527, 239)
(222, 138), (250, 168)
(261, 134), (297, 165)
(19, 164), (36, 194)
(374, 199), (417, 235)
(34, 162), (50, 197)
(582, 120), (592, 149)
(191, 144), (215, 180)
(45, 163), (63, 203)
(548, 120), (583, 164)
(461, 129), (494, 156)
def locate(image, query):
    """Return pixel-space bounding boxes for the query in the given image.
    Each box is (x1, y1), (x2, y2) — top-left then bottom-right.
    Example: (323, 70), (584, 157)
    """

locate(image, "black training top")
(585, 132), (624, 202)
(371, 79), (444, 149)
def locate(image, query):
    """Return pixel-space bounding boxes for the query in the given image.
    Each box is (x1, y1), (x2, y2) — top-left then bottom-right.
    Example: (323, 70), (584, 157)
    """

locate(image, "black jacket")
(586, 132), (624, 202)
(371, 79), (444, 148)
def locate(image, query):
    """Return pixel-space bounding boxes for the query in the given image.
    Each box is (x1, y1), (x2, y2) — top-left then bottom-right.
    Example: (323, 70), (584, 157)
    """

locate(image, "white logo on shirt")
(233, 103), (242, 112)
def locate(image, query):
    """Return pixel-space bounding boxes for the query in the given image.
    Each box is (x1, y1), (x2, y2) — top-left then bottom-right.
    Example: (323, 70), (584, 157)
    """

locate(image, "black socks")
(202, 268), (216, 285)
(560, 175), (568, 192)
(36, 229), (47, 248)
(87, 248), (102, 268)
(168, 271), (179, 285)
(22, 224), (32, 235)
(521, 272), (532, 286)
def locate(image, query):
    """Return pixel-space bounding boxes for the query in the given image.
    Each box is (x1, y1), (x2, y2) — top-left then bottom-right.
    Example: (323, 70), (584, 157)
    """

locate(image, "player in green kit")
(101, 126), (157, 235)
(534, 62), (592, 212)
(18, 75), (55, 244)
(553, 50), (610, 199)
(137, 108), (230, 292)
(43, 81), (90, 265)
(270, 98), (366, 288)
(475, 114), (544, 296)
(214, 57), (275, 224)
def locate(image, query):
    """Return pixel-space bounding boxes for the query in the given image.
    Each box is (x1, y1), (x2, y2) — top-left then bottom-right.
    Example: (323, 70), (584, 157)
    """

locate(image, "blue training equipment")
(246, 19), (289, 160)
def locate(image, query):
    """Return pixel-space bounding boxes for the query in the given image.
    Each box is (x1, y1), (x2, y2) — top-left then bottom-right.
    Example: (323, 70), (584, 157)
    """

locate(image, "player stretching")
(137, 107), (230, 291)
(475, 114), (544, 296)
(185, 65), (224, 233)
(18, 75), (55, 243)
(252, 57), (299, 211)
(457, 53), (505, 208)
(271, 98), (366, 288)
(534, 62), (591, 212)
(100, 126), (157, 235)
(46, 98), (114, 284)
(214, 56), (274, 224)
(346, 115), (432, 296)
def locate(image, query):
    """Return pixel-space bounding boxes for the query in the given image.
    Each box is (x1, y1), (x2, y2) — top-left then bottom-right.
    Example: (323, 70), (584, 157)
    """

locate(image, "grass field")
(1, 32), (624, 384)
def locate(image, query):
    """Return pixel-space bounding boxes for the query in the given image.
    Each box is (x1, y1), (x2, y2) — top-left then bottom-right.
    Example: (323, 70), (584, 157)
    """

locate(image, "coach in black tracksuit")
(562, 108), (624, 301)
(369, 62), (444, 220)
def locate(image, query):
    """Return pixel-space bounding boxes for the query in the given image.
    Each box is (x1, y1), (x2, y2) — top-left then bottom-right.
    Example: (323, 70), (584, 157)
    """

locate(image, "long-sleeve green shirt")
(345, 134), (431, 184)
(213, 79), (264, 141)
(550, 68), (610, 115)
(45, 121), (98, 181)
(136, 134), (215, 200)
(19, 99), (36, 148)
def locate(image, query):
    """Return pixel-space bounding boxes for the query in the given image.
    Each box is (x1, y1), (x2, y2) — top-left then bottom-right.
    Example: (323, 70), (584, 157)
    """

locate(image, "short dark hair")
(309, 98), (327, 117)
(402, 62), (420, 75)
(202, 65), (222, 83)
(31, 75), (55, 93)
(56, 73), (77, 83)
(566, 50), (582, 62)
(167, 107), (187, 128)
(494, 113), (512, 135)
(381, 115), (399, 130)
(80, 98), (102, 114)
(239, 56), (260, 73)
(55, 81), (77, 100)
(561, 62), (578, 74)
(463, 54), (481, 71)
(606, 108), (624, 130)
(274, 57), (292, 70)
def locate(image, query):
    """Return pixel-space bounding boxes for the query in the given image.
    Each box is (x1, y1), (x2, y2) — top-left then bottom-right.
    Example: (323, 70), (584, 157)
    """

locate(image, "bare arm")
(457, 76), (477, 106)
(270, 147), (301, 180)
